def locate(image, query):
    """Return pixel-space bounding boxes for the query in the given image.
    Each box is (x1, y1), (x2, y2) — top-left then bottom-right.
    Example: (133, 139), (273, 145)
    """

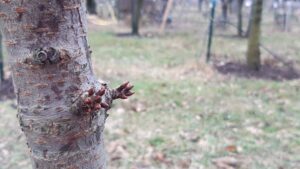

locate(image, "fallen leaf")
(225, 145), (238, 153)
(212, 156), (241, 169)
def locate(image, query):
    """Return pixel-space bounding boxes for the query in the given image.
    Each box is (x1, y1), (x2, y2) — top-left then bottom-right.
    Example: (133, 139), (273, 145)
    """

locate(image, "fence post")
(206, 0), (217, 62)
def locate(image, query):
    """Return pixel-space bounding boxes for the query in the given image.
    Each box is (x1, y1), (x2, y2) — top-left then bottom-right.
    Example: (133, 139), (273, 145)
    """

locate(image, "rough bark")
(131, 0), (143, 35)
(0, 33), (3, 81)
(0, 0), (133, 168)
(86, 0), (97, 14)
(237, 0), (244, 36)
(246, 0), (263, 70)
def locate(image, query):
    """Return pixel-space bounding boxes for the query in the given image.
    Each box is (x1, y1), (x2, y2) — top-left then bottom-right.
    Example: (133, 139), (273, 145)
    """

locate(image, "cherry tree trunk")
(246, 0), (263, 70)
(0, 0), (133, 168)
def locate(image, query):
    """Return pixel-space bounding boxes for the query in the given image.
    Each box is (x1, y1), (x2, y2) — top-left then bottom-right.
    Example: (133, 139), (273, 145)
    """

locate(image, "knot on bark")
(23, 47), (61, 65)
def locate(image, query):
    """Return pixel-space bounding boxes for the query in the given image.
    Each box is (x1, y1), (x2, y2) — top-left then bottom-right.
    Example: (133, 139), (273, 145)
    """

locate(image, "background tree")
(246, 0), (263, 70)
(0, 33), (3, 81)
(0, 0), (133, 168)
(87, 0), (97, 14)
(198, 0), (204, 11)
(131, 0), (144, 35)
(245, 2), (254, 37)
(221, 0), (229, 28)
(237, 0), (244, 36)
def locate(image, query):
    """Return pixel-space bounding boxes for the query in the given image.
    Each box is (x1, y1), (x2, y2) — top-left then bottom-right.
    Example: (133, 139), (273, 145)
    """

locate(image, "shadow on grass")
(0, 78), (15, 101)
(115, 32), (140, 38)
(115, 32), (158, 38)
(214, 33), (246, 40)
(214, 61), (300, 81)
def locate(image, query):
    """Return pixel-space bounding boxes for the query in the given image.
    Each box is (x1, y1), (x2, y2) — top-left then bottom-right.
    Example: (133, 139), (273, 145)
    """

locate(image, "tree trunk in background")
(87, 0), (97, 14)
(237, 0), (244, 36)
(198, 0), (203, 11)
(0, 0), (133, 168)
(221, 0), (228, 28)
(246, 0), (263, 70)
(131, 0), (144, 35)
(245, 2), (254, 37)
(0, 33), (4, 81)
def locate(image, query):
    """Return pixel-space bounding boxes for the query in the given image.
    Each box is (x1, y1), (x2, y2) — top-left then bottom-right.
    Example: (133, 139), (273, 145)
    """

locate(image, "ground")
(0, 6), (300, 169)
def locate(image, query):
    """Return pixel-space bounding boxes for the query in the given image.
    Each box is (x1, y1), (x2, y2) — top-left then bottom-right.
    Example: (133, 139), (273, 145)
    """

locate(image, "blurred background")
(0, 0), (300, 168)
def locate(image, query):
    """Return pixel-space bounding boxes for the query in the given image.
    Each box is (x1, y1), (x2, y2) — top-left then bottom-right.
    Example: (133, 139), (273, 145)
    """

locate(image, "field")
(0, 7), (300, 169)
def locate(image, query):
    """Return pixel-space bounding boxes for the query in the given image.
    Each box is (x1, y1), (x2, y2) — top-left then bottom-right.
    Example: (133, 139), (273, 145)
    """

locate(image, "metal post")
(206, 0), (217, 62)
(0, 34), (4, 81)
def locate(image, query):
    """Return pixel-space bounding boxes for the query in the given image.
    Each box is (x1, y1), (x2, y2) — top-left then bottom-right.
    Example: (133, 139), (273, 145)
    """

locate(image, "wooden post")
(159, 0), (174, 34)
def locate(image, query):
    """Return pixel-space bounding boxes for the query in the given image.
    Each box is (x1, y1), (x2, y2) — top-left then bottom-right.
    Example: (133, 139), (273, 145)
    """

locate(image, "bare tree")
(246, 0), (263, 70)
(87, 0), (97, 14)
(0, 0), (133, 168)
(131, 0), (144, 35)
(245, 2), (254, 37)
(237, 0), (244, 36)
(221, 0), (229, 28)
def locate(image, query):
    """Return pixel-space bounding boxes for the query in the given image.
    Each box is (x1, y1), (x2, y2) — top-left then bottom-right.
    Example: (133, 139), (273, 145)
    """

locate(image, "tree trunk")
(0, 0), (133, 168)
(0, 33), (4, 81)
(87, 0), (97, 14)
(131, 0), (143, 35)
(245, 2), (254, 37)
(198, 0), (203, 11)
(221, 0), (228, 29)
(246, 0), (263, 70)
(237, 0), (244, 36)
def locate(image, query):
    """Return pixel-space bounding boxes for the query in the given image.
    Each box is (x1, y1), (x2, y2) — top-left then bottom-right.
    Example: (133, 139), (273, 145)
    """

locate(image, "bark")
(0, 33), (3, 81)
(246, 0), (263, 70)
(237, 0), (244, 36)
(0, 0), (133, 168)
(86, 0), (97, 14)
(131, 0), (144, 35)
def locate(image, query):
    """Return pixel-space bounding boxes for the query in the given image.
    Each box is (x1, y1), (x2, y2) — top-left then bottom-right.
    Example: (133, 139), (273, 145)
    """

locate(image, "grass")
(1, 9), (300, 169)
